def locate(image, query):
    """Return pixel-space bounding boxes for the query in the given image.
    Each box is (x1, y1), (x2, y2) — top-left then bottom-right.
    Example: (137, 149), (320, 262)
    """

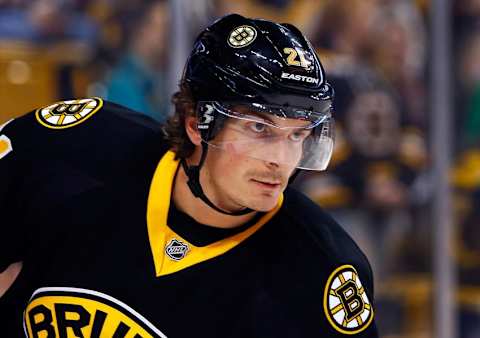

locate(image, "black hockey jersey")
(0, 98), (378, 337)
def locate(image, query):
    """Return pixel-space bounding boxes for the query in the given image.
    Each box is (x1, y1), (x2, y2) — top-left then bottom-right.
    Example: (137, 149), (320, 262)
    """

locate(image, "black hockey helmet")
(180, 14), (335, 215)
(184, 13), (333, 108)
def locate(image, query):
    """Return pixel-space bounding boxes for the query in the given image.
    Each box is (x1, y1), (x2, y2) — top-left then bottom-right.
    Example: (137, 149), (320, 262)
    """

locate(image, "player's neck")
(172, 163), (257, 229)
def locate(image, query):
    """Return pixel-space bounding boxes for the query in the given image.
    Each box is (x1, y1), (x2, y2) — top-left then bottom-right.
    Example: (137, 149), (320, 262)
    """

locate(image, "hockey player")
(0, 14), (378, 337)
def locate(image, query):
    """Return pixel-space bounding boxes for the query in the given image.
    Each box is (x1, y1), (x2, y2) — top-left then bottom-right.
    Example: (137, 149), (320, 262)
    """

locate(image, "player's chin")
(245, 194), (281, 212)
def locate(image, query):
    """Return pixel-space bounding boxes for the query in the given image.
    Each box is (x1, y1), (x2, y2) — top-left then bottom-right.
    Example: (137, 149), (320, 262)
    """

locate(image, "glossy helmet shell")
(183, 13), (334, 139)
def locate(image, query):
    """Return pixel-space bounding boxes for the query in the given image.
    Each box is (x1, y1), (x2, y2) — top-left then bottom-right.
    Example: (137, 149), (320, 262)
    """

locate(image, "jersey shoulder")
(0, 97), (168, 198)
(282, 187), (372, 271)
(0, 98), (168, 273)
(0, 97), (167, 165)
(2, 97), (161, 138)
(280, 187), (378, 336)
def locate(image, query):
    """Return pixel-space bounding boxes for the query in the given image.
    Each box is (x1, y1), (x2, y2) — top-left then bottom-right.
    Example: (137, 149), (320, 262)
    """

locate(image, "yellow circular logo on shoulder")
(323, 265), (374, 335)
(35, 97), (103, 129)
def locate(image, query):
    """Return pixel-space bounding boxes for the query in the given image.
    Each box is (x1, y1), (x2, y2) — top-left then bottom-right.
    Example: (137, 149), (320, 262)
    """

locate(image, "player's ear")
(185, 116), (202, 146)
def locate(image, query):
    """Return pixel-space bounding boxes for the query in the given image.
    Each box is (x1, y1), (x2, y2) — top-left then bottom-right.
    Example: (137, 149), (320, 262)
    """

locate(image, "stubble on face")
(203, 148), (293, 213)
(242, 166), (289, 211)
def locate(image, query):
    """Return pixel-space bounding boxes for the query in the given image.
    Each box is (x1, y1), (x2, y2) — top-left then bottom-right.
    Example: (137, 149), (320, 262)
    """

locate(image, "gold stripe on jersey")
(147, 150), (284, 277)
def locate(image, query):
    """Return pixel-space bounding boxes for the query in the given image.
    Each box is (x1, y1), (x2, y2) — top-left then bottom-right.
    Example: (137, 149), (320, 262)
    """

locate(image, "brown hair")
(163, 80), (197, 159)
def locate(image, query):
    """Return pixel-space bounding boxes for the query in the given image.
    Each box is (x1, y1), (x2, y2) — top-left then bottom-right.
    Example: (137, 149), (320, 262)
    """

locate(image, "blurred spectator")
(454, 0), (480, 38)
(0, 0), (29, 8)
(295, 64), (428, 281)
(312, 0), (427, 128)
(368, 0), (427, 128)
(311, 0), (380, 59)
(215, 0), (325, 34)
(0, 0), (98, 44)
(0, 0), (100, 115)
(451, 149), (480, 284)
(456, 28), (480, 149)
(452, 2), (480, 296)
(102, 0), (170, 122)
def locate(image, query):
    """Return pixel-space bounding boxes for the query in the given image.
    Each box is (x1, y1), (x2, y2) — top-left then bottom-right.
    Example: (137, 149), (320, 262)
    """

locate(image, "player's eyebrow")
(232, 105), (312, 129)
(246, 111), (276, 124)
(231, 105), (276, 124)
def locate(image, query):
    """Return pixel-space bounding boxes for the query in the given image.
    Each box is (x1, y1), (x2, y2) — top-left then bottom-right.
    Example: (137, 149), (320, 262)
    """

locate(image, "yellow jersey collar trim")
(147, 150), (284, 277)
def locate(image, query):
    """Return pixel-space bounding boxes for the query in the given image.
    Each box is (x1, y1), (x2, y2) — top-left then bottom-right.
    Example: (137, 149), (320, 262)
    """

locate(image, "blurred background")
(0, 0), (478, 337)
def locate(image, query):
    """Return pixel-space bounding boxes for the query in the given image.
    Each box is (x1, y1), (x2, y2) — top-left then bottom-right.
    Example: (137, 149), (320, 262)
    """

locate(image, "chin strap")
(181, 142), (254, 216)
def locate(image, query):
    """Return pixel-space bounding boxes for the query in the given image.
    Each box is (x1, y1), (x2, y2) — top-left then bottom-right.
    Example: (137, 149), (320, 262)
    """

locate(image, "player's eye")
(248, 122), (267, 134)
(289, 129), (311, 142)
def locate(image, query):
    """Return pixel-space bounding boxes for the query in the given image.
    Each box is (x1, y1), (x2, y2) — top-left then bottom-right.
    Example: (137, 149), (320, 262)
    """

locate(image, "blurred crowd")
(0, 0), (480, 337)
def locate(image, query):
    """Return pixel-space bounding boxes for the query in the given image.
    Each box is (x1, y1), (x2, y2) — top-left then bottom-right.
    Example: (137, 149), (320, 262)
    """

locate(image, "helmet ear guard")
(196, 102), (227, 142)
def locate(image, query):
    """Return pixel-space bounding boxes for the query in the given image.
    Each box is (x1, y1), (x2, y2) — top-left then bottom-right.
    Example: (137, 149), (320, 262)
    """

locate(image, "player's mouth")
(250, 179), (282, 190)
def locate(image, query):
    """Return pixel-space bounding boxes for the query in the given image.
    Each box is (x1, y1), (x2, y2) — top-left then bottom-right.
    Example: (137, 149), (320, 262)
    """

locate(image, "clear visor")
(197, 101), (335, 171)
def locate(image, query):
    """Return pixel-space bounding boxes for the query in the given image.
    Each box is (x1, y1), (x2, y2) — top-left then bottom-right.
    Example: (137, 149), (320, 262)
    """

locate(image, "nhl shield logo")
(323, 265), (374, 335)
(165, 239), (189, 261)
